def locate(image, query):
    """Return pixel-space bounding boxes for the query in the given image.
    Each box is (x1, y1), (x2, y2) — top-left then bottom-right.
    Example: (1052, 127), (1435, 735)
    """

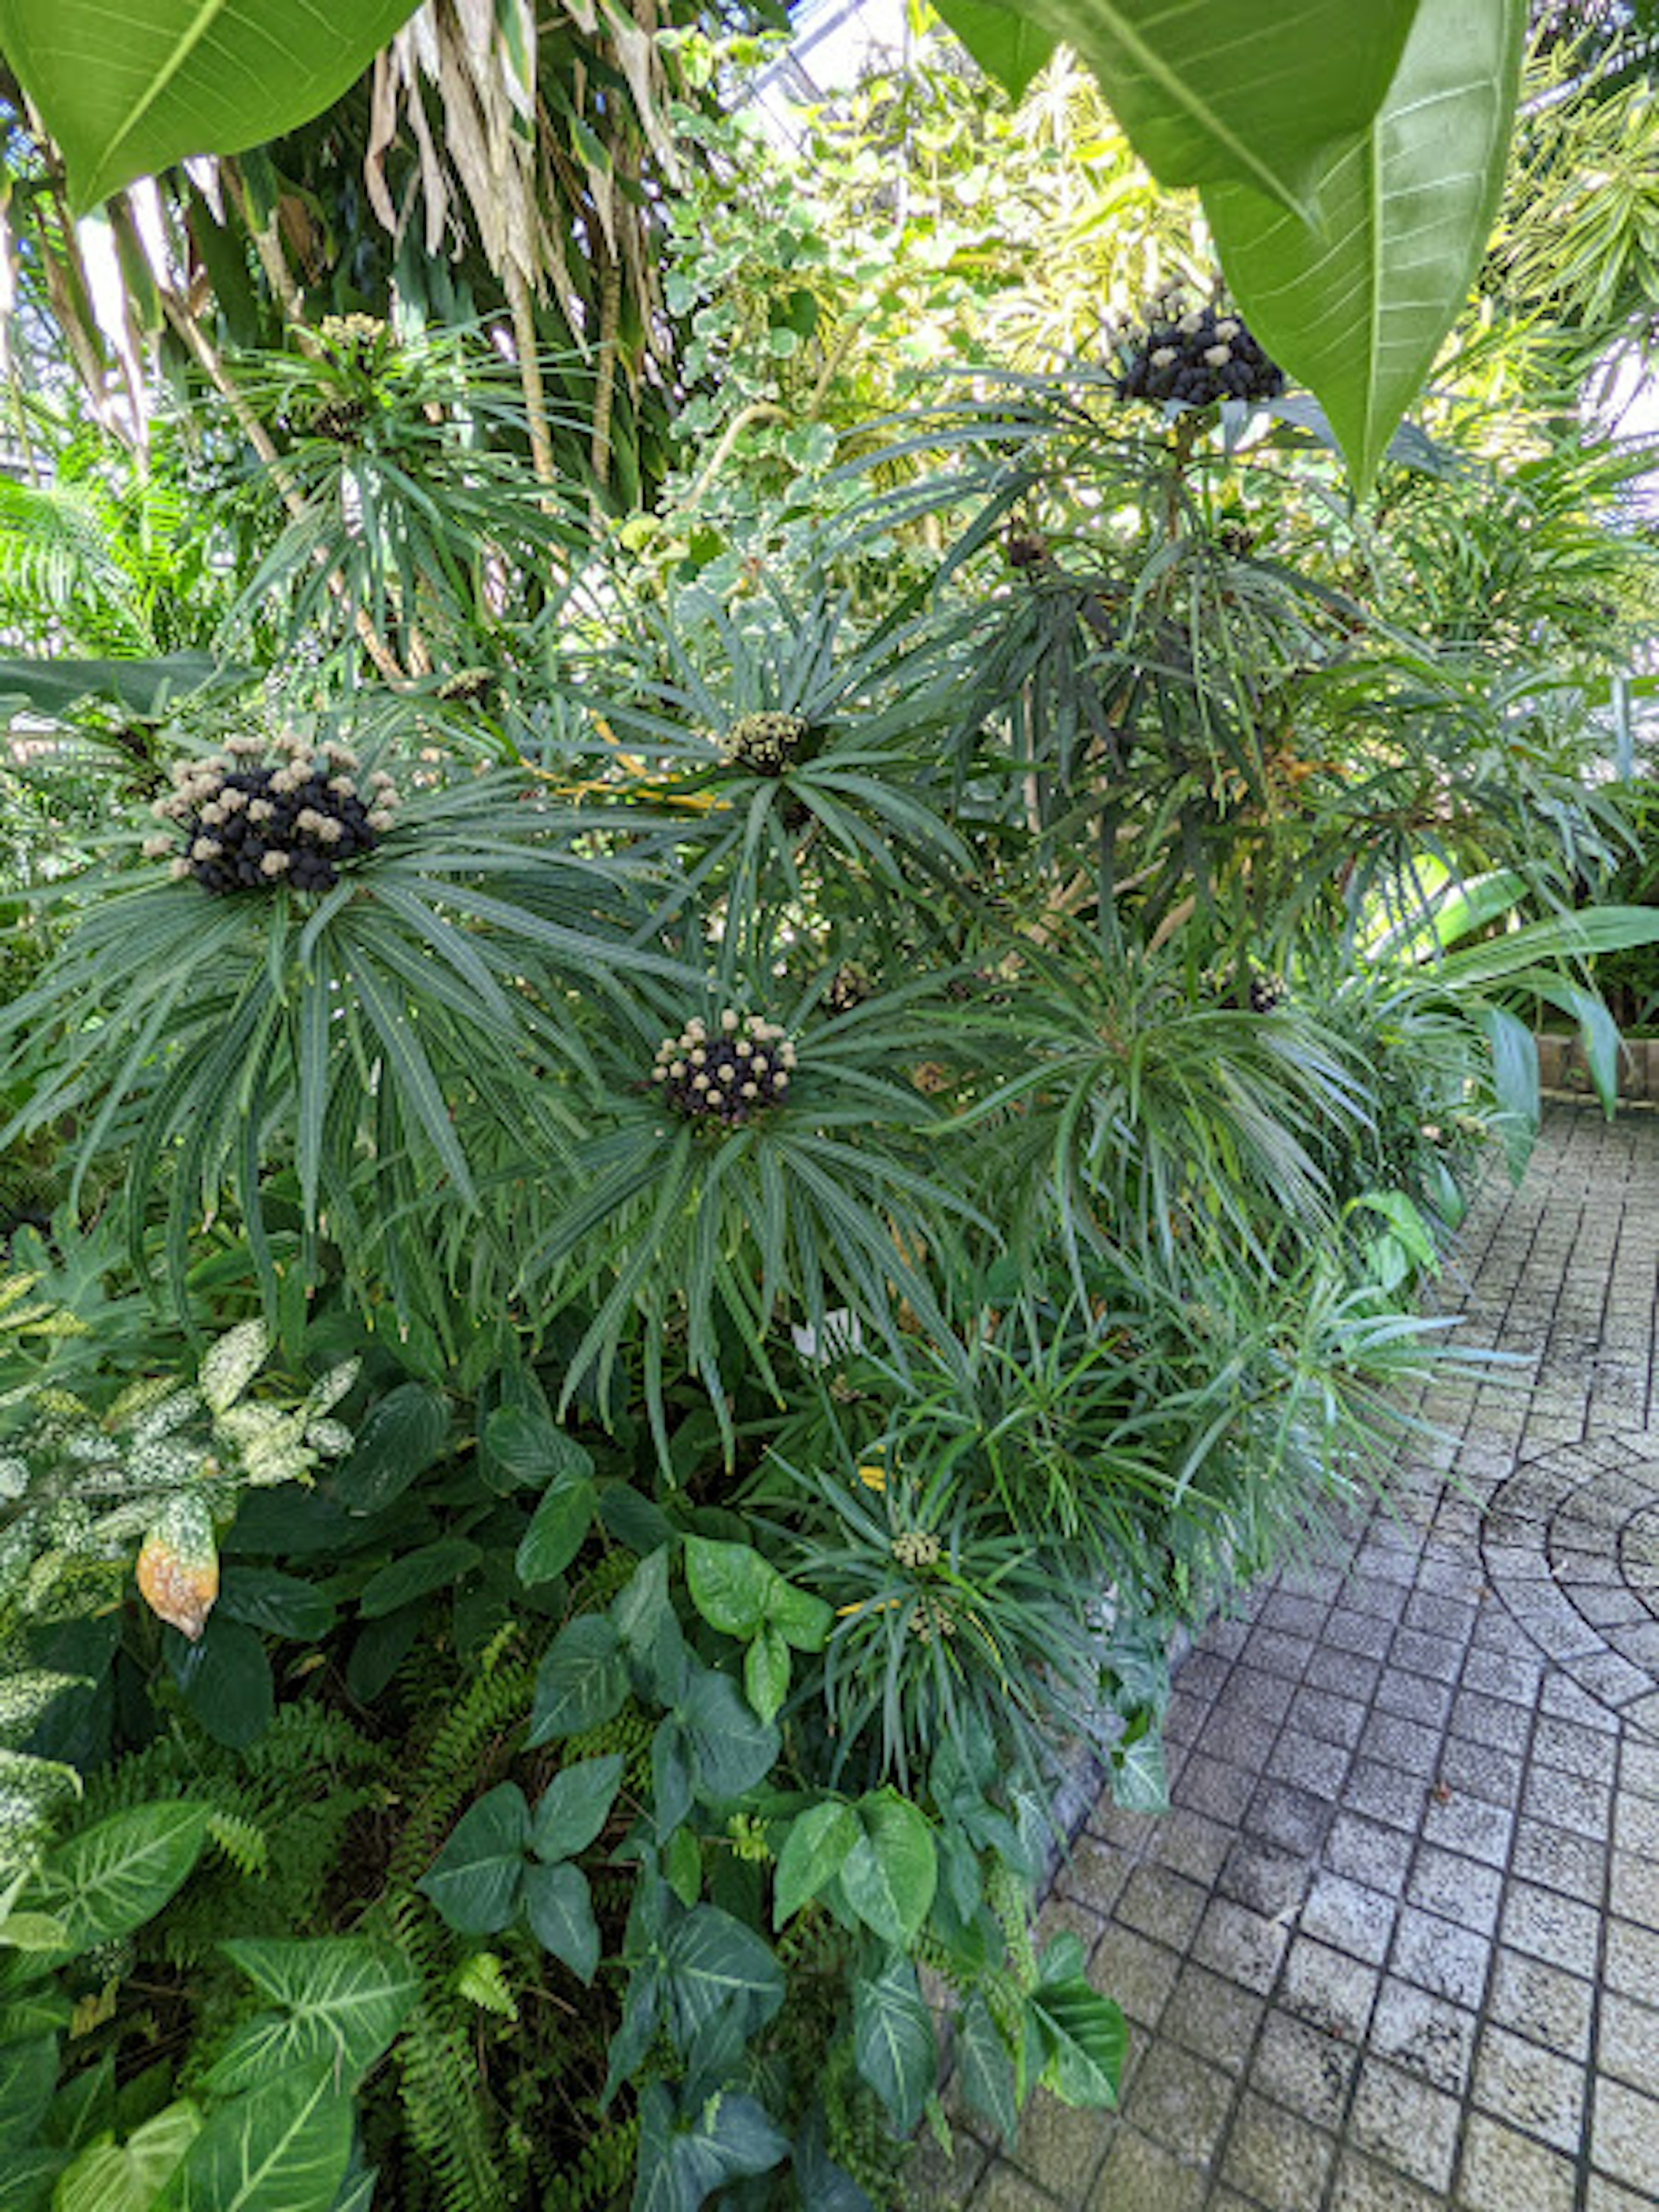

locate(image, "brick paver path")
(927, 1105), (1659, 2212)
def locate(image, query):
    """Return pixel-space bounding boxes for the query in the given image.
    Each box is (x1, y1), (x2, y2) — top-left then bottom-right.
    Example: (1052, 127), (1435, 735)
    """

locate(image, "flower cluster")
(317, 312), (389, 360)
(144, 736), (399, 895)
(652, 1009), (796, 1125)
(1117, 297), (1285, 409)
(718, 712), (811, 776)
(909, 1596), (957, 1643)
(891, 1530), (941, 1570)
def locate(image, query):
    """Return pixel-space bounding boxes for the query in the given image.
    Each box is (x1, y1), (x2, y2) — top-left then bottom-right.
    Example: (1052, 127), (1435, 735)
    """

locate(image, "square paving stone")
(1298, 1873), (1397, 1966)
(1406, 1843), (1503, 1932)
(1119, 2040), (1234, 2170)
(1620, 1739), (1659, 1799)
(1367, 1977), (1476, 2096)
(1308, 1640), (1386, 1694)
(1198, 1705), (1285, 1773)
(1324, 1610), (1396, 1661)
(1322, 1813), (1414, 1894)
(1533, 1715), (1621, 1782)
(1057, 1839), (1133, 1919)
(1268, 1731), (1353, 1796)
(1511, 1815), (1607, 1904)
(1456, 2113), (1577, 2212)
(1440, 1738), (1527, 1809)
(1599, 1992), (1659, 2094)
(1449, 1691), (1532, 1753)
(1147, 1810), (1235, 1888)
(1472, 2023), (1586, 2155)
(1009, 2090), (1117, 2202)
(1540, 1672), (1621, 1730)
(1217, 1835), (1309, 1921)
(1386, 1631), (1465, 1690)
(1035, 1896), (1106, 1964)
(968, 2161), (1060, 2212)
(1114, 1865), (1207, 1953)
(1250, 2008), (1358, 2127)
(1592, 2076), (1659, 2194)
(1327, 2150), (1446, 2211)
(1158, 1961), (1264, 2074)
(1615, 1791), (1659, 1855)
(1500, 1878), (1602, 1977)
(1280, 1935), (1379, 2041)
(1348, 2056), (1462, 2192)
(1586, 2176), (1659, 2212)
(1420, 1787), (1514, 1868)
(1462, 1649), (1546, 1704)
(1342, 1760), (1427, 1835)
(1287, 1684), (1368, 1748)
(1389, 1906), (1491, 2009)
(1088, 1925), (1181, 2031)
(1244, 1779), (1334, 1857)
(1359, 1710), (1446, 1773)
(1176, 1754), (1257, 1827)
(912, 2126), (993, 2210)
(1610, 1849), (1659, 1931)
(1486, 1945), (1595, 2061)
(1084, 2127), (1208, 2212)
(1190, 1897), (1291, 1996)
(1525, 1760), (1614, 1840)
(1217, 2091), (1335, 2212)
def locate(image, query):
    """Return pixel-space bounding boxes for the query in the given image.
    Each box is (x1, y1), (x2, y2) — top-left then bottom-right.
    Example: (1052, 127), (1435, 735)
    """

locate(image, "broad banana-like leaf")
(931, 0), (1058, 104)
(1207, 0), (1526, 494)
(941, 0), (1421, 218)
(0, 0), (422, 212)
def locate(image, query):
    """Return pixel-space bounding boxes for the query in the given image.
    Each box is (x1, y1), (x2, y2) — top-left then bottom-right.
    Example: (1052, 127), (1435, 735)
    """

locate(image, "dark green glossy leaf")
(852, 1956), (934, 2136)
(839, 1797), (936, 1948)
(515, 1477), (597, 1587)
(529, 1754), (624, 1863)
(357, 1537), (482, 1619)
(523, 1861), (601, 1983)
(416, 1784), (529, 1936)
(773, 1802), (859, 1929)
(528, 1616), (630, 1745)
(333, 1385), (450, 1514)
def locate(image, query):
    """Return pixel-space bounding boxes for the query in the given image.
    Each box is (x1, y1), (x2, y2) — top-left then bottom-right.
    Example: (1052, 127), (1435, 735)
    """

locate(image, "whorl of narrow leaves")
(142, 735), (400, 896)
(1116, 296), (1285, 410)
(718, 712), (811, 776)
(652, 1010), (798, 1127)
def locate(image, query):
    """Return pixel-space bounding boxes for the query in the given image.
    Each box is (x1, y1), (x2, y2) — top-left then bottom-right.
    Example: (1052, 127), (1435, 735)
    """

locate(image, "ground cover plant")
(3, 7), (1659, 2212)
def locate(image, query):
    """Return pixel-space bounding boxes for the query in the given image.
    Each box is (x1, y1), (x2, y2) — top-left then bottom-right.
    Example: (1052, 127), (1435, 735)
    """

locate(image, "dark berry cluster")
(305, 397), (369, 443)
(1249, 974), (1287, 1014)
(652, 1010), (796, 1126)
(718, 712), (810, 776)
(144, 736), (400, 896)
(1117, 297), (1284, 410)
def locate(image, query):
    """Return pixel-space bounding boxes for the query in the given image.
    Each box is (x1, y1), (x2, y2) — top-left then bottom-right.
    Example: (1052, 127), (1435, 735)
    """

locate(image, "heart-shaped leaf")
(416, 1785), (529, 1936)
(523, 1862), (601, 1983)
(529, 1755), (624, 1864)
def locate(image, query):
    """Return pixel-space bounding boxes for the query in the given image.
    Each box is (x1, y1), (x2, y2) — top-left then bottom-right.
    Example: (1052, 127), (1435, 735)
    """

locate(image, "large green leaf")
(54, 2102), (203, 2212)
(984, 0), (1421, 218)
(529, 1755), (624, 1864)
(851, 1957), (934, 2136)
(33, 1802), (209, 1953)
(205, 1939), (418, 2094)
(1207, 0), (1526, 493)
(659, 1905), (785, 2052)
(417, 1785), (530, 1936)
(634, 2083), (790, 2212)
(773, 1803), (860, 1929)
(527, 1617), (630, 1745)
(522, 1862), (601, 1983)
(838, 1797), (937, 1948)
(1029, 1977), (1126, 2107)
(332, 1385), (450, 1514)
(929, 0), (1056, 104)
(159, 2061), (352, 2212)
(0, 654), (248, 722)
(0, 0), (423, 213)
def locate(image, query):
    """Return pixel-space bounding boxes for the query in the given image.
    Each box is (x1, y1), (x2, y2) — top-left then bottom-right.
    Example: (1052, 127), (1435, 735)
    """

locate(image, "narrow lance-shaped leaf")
(1207, 0), (1527, 494)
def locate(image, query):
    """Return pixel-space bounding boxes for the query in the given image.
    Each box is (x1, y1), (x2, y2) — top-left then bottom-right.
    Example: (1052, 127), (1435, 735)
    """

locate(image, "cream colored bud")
(1204, 344), (1232, 367)
(367, 810), (395, 833)
(261, 850), (292, 877)
(191, 837), (221, 861)
(169, 857), (192, 880)
(1150, 347), (1177, 368)
(315, 817), (344, 845)
(142, 834), (173, 859)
